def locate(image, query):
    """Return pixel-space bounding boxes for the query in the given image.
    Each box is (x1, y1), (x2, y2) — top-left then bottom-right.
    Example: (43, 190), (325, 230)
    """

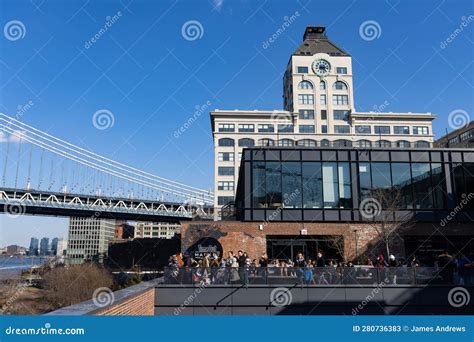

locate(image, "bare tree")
(360, 188), (415, 258)
(327, 235), (347, 263)
(42, 263), (114, 309)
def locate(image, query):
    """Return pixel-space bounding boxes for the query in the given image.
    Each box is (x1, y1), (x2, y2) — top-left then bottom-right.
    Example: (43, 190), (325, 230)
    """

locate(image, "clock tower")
(283, 26), (354, 135)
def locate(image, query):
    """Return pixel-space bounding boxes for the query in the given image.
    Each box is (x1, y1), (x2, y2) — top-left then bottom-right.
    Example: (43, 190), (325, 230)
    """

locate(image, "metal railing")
(163, 266), (452, 286)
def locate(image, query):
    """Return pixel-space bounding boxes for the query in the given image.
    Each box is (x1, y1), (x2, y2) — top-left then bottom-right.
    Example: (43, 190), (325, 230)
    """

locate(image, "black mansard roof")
(293, 26), (350, 57)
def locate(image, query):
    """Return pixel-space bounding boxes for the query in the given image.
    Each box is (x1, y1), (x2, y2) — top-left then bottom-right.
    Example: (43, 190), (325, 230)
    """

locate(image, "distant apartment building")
(56, 238), (67, 257)
(210, 26), (435, 218)
(29, 237), (39, 256)
(114, 222), (135, 239)
(134, 222), (180, 239)
(6, 245), (26, 255)
(39, 237), (49, 256)
(435, 121), (474, 148)
(67, 217), (115, 264)
(51, 237), (59, 255)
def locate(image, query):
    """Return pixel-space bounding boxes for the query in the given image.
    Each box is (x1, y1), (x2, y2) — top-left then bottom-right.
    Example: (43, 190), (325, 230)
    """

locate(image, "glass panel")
(391, 163), (413, 208)
(266, 162), (282, 208)
(411, 163), (433, 209)
(371, 163), (391, 190)
(302, 162), (322, 208)
(453, 163), (465, 206)
(465, 164), (474, 209)
(358, 162), (371, 200)
(281, 162), (302, 208)
(431, 163), (446, 209)
(338, 163), (352, 208)
(322, 162), (338, 208)
(252, 162), (266, 208)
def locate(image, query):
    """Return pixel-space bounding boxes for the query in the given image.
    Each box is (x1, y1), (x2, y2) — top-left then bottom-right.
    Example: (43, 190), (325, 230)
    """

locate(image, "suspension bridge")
(0, 113), (214, 222)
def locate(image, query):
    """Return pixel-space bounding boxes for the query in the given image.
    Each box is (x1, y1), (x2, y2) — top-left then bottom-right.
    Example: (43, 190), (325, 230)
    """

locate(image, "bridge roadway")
(0, 188), (213, 222)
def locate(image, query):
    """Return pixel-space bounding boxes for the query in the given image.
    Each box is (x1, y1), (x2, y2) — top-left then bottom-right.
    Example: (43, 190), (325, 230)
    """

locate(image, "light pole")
(353, 229), (358, 264)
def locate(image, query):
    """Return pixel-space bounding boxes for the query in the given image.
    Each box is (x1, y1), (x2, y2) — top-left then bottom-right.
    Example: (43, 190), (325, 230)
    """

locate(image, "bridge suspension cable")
(0, 113), (213, 204)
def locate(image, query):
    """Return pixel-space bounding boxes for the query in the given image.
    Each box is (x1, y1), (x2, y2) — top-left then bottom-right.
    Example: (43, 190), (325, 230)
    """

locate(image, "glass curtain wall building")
(235, 147), (474, 222)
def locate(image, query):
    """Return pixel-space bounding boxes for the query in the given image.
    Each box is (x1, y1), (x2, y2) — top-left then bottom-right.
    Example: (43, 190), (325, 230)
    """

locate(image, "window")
(238, 124), (254, 132)
(298, 80), (313, 89)
(374, 126), (390, 134)
(449, 136), (460, 145)
(258, 124), (274, 132)
(415, 141), (430, 148)
(298, 110), (314, 120)
(218, 152), (234, 162)
(321, 125), (328, 134)
(357, 140), (371, 147)
(321, 110), (327, 120)
(278, 125), (294, 133)
(460, 129), (474, 141)
(413, 126), (429, 135)
(333, 110), (349, 120)
(297, 66), (308, 73)
(333, 81), (348, 90)
(332, 95), (348, 105)
(374, 140), (391, 147)
(394, 126), (410, 134)
(322, 162), (351, 208)
(299, 125), (315, 133)
(334, 125), (350, 134)
(320, 95), (326, 105)
(218, 123), (234, 132)
(218, 167), (234, 176)
(298, 94), (314, 104)
(218, 181), (234, 191)
(303, 162), (322, 208)
(334, 139), (352, 147)
(259, 138), (274, 146)
(266, 162), (282, 208)
(297, 139), (317, 147)
(396, 140), (410, 148)
(278, 139), (294, 147)
(355, 125), (371, 134)
(238, 138), (255, 147)
(320, 139), (329, 146)
(336, 67), (347, 74)
(218, 138), (234, 146)
(218, 196), (234, 205)
(282, 162), (302, 208)
(320, 81), (326, 90)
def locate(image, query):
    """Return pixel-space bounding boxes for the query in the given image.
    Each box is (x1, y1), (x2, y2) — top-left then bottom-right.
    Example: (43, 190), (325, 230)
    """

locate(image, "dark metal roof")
(293, 26), (350, 57)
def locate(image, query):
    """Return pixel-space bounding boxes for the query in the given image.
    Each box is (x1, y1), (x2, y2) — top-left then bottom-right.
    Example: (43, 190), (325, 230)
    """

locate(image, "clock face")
(312, 59), (331, 76)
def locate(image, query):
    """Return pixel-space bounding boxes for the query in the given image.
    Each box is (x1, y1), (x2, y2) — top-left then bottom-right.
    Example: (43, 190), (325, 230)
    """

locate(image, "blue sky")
(0, 0), (473, 246)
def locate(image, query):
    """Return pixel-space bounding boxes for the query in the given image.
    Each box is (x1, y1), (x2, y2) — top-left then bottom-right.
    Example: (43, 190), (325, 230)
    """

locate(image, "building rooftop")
(293, 26), (350, 57)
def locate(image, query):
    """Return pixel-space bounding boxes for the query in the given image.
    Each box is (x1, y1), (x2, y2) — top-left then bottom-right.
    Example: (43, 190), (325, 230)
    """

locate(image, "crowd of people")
(165, 249), (473, 286)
